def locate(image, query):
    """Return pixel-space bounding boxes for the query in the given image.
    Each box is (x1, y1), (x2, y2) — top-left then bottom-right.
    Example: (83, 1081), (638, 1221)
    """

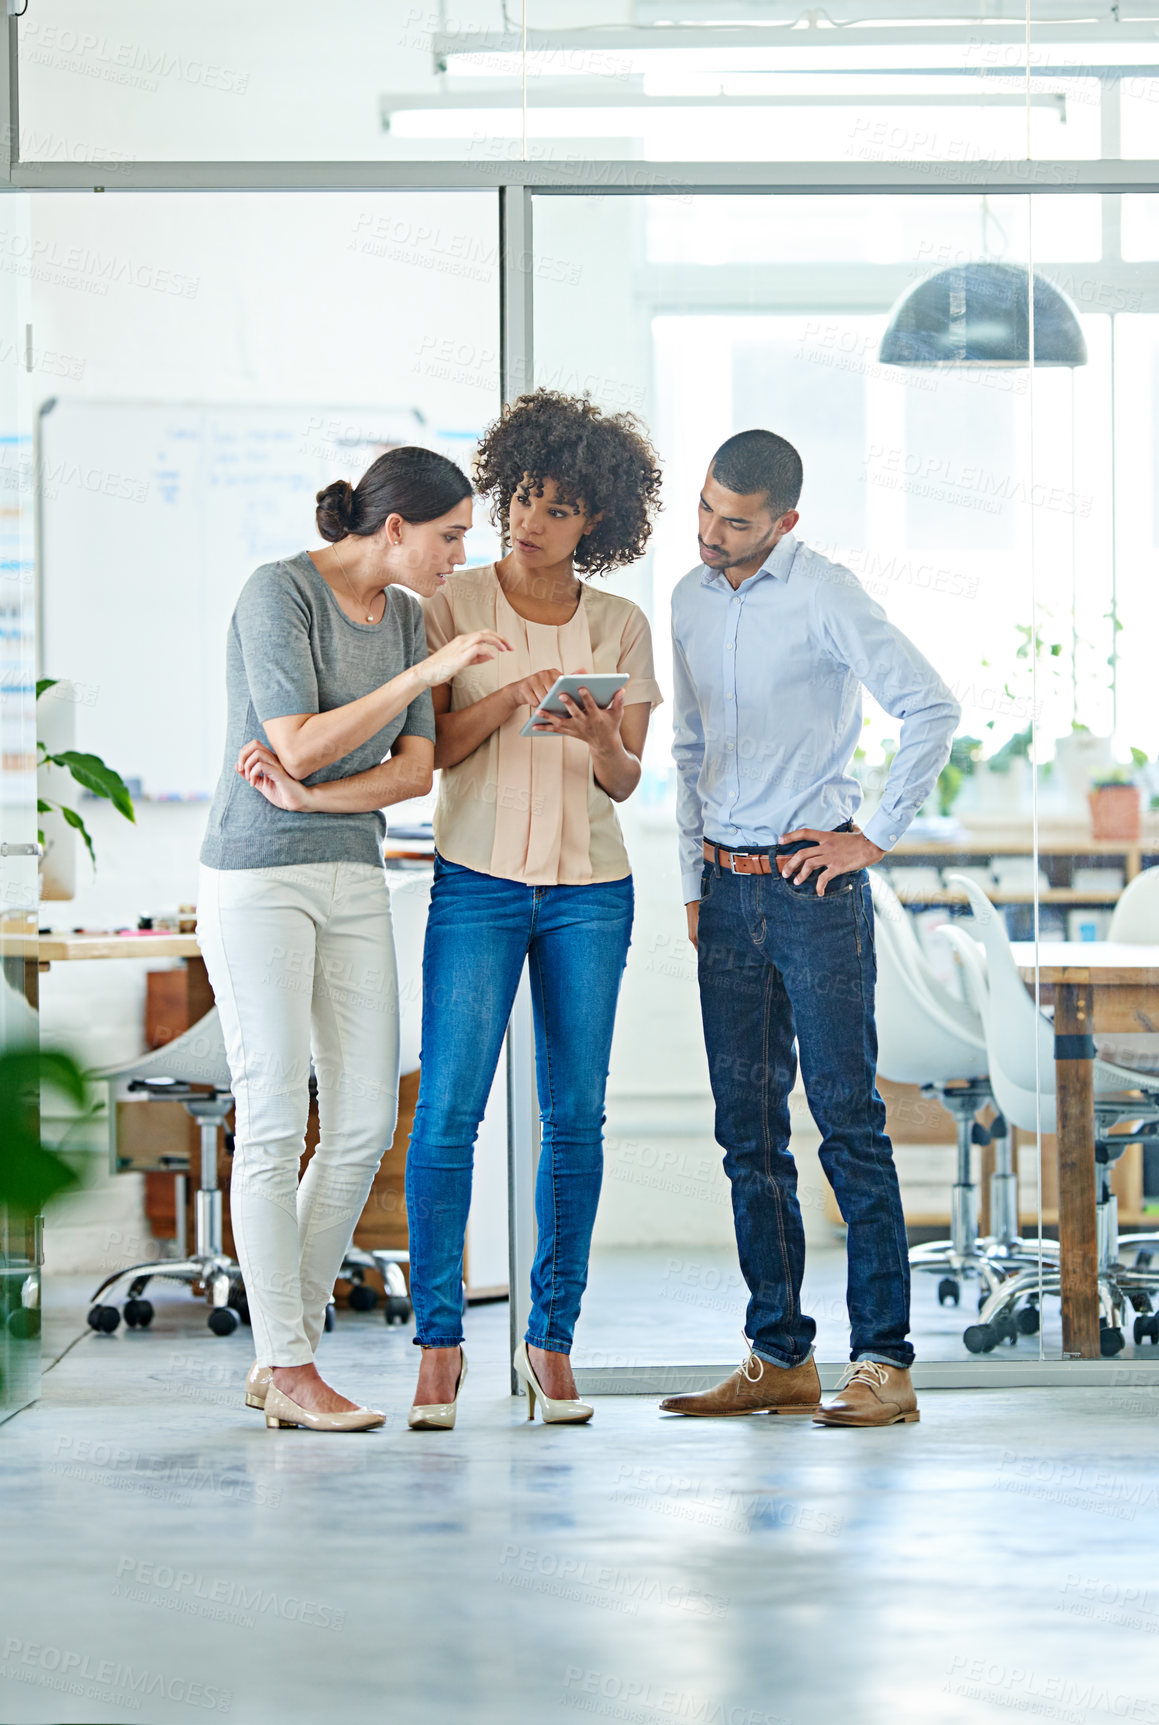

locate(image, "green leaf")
(35, 678), (59, 700)
(1131, 747), (1149, 769)
(937, 762), (963, 815)
(37, 799), (51, 814)
(54, 751), (135, 823)
(0, 1046), (89, 1217)
(59, 803), (96, 868)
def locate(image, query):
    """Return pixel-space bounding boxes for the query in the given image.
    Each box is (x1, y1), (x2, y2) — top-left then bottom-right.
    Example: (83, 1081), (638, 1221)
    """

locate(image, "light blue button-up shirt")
(671, 532), (960, 903)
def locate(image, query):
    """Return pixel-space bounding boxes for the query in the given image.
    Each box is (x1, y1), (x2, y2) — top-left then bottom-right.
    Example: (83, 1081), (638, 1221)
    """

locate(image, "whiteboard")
(38, 400), (494, 800)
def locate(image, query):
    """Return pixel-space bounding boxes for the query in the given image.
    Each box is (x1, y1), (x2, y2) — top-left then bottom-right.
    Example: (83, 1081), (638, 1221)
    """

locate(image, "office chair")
(1107, 865), (1159, 942)
(1099, 866), (1159, 1075)
(86, 962), (425, 1336)
(943, 875), (1159, 1354)
(869, 873), (1029, 1309)
(85, 1005), (247, 1337)
(932, 920), (1058, 1278)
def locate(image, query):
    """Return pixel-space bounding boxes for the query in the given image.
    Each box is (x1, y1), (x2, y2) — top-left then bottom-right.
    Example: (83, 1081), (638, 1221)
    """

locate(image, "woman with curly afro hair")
(406, 389), (664, 1430)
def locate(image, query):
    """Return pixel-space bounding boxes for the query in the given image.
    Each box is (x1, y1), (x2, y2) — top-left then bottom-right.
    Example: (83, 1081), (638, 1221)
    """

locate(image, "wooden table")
(31, 932), (209, 1019)
(38, 932), (202, 962)
(1012, 941), (1159, 1359)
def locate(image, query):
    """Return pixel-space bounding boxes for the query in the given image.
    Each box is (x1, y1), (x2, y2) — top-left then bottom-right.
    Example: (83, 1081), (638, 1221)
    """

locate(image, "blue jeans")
(406, 854), (634, 1353)
(697, 844), (913, 1369)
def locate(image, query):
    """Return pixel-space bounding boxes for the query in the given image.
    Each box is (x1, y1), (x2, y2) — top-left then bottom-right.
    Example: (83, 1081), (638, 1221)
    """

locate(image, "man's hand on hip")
(778, 826), (886, 896)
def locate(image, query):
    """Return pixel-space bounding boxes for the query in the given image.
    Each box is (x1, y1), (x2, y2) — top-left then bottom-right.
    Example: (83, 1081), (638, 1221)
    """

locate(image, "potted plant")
(1088, 750), (1147, 841)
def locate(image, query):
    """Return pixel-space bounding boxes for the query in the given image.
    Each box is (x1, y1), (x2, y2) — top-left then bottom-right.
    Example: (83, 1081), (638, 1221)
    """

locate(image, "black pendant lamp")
(878, 261), (1087, 367)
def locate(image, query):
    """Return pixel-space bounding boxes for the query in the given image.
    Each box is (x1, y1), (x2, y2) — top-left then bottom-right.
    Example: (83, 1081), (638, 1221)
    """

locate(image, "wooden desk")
(33, 932), (210, 1023)
(1012, 942), (1159, 1359)
(38, 933), (202, 962)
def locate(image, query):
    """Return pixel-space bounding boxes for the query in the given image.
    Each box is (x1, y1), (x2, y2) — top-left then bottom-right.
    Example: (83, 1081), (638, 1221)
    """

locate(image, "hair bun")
(315, 478), (355, 542)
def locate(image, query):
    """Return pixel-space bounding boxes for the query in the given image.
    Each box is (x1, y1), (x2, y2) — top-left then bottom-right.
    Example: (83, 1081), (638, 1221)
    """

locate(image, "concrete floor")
(2, 1276), (1157, 1725)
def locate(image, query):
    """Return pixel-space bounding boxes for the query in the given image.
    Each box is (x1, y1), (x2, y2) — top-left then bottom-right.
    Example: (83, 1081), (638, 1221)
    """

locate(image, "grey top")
(200, 551), (436, 870)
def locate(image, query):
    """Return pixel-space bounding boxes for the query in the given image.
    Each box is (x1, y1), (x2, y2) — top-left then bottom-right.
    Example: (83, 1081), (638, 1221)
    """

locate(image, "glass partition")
(530, 165), (1159, 1373)
(23, 188), (501, 1332)
(16, 0), (529, 164)
(0, 192), (41, 1418)
(519, 4), (1096, 166)
(532, 188), (1045, 1366)
(19, 2), (1141, 172)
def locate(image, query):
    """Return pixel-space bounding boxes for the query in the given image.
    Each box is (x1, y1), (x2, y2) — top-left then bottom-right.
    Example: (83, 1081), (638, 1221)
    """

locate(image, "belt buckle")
(728, 851), (746, 874)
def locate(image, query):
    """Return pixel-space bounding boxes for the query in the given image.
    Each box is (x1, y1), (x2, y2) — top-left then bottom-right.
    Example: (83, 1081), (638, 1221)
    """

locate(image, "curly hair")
(473, 389), (662, 576)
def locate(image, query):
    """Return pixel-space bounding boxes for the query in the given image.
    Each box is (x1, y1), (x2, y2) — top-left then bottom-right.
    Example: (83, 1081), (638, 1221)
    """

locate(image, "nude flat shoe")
(408, 1348), (467, 1431)
(513, 1340), (593, 1425)
(263, 1383), (386, 1432)
(245, 1363), (272, 1410)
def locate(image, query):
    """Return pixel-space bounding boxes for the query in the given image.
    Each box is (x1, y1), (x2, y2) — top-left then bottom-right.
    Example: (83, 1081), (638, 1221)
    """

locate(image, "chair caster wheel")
(124, 1298), (154, 1329)
(87, 1304), (120, 1334)
(384, 1296), (412, 1326)
(1015, 1304), (1040, 1336)
(985, 1314), (1019, 1346)
(323, 1303), (336, 1333)
(1099, 1325), (1125, 1358)
(963, 1322), (997, 1354)
(937, 1277), (960, 1307)
(227, 1285), (250, 1326)
(1133, 1313), (1159, 1345)
(348, 1283), (378, 1312)
(208, 1307), (239, 1336)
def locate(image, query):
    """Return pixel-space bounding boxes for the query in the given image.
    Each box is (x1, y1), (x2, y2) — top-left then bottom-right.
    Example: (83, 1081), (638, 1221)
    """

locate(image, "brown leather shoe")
(813, 1361), (919, 1426)
(660, 1350), (821, 1417)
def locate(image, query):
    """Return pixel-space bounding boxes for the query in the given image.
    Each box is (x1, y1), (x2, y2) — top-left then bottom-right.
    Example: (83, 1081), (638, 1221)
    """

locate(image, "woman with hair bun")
(198, 446), (510, 1432)
(406, 389), (664, 1429)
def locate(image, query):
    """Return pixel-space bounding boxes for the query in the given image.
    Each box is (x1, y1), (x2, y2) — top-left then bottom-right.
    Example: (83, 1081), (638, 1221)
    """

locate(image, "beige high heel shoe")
(263, 1383), (386, 1432)
(245, 1364), (271, 1410)
(513, 1340), (593, 1425)
(408, 1348), (467, 1431)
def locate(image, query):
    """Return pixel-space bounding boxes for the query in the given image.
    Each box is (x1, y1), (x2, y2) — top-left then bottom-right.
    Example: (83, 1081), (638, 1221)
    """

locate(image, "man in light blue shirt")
(660, 429), (959, 1428)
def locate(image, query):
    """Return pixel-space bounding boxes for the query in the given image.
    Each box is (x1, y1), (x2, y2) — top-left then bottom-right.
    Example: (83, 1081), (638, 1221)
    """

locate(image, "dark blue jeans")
(406, 854), (634, 1353)
(697, 846), (913, 1369)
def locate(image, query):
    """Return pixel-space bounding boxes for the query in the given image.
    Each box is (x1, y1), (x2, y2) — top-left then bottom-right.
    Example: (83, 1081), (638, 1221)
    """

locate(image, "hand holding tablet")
(519, 674), (630, 738)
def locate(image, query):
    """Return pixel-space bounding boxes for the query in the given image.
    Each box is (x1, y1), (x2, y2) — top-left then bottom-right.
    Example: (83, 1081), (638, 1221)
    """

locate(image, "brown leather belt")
(702, 840), (776, 875)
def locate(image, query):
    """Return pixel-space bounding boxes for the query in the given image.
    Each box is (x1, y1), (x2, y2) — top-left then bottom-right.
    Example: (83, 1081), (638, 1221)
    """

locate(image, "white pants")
(197, 862), (400, 1366)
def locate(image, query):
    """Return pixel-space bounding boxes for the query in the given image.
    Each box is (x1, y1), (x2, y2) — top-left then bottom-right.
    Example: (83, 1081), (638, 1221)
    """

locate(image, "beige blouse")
(422, 564), (663, 886)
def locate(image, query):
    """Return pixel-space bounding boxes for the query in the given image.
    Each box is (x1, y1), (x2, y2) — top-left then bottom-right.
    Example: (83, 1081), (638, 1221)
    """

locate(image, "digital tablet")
(519, 673), (630, 738)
